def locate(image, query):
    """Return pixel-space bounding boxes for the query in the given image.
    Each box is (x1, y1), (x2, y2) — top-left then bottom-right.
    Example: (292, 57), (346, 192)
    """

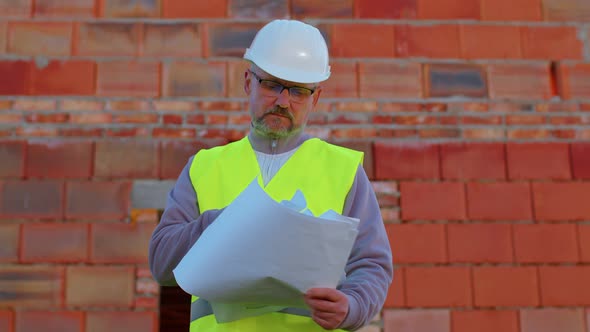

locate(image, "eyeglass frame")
(247, 70), (317, 100)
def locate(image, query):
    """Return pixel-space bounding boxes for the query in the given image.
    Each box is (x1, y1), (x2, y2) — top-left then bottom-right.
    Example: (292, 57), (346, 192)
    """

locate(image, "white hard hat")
(244, 20), (331, 84)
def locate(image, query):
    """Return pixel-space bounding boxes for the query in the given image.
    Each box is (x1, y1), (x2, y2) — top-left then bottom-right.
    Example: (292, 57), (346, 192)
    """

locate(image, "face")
(244, 65), (321, 139)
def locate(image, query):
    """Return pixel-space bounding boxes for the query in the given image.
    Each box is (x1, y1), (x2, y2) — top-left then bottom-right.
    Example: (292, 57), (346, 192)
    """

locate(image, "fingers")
(305, 287), (343, 302)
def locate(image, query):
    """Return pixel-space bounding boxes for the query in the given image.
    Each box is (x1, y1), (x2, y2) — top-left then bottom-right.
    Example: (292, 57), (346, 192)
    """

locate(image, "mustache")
(263, 107), (294, 121)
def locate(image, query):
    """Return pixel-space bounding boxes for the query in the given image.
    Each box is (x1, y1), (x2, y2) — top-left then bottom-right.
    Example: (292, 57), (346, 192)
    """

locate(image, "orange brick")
(508, 129), (551, 139)
(97, 62), (159, 97)
(160, 140), (218, 179)
(460, 25), (521, 59)
(106, 127), (150, 138)
(90, 222), (155, 263)
(359, 62), (422, 98)
(59, 99), (104, 111)
(506, 143), (571, 180)
(0, 224), (19, 262)
(571, 143), (590, 179)
(75, 22), (139, 56)
(542, 0), (590, 21)
(0, 180), (64, 219)
(539, 266), (590, 306)
(488, 63), (553, 100)
(386, 223), (447, 263)
(384, 310), (450, 332)
(27, 141), (93, 179)
(425, 64), (488, 98)
(0, 0), (31, 17)
(152, 100), (196, 112)
(86, 311), (157, 332)
(31, 60), (95, 96)
(8, 22), (72, 56)
(467, 182), (532, 221)
(395, 25), (460, 58)
(0, 141), (25, 178)
(65, 181), (131, 220)
(153, 128), (197, 138)
(162, 61), (226, 97)
(406, 267), (472, 307)
(0, 266), (64, 307)
(506, 114), (546, 125)
(533, 183), (590, 221)
(320, 61), (358, 98)
(107, 100), (151, 111)
(294, 0), (353, 18)
(418, 0), (479, 19)
(94, 141), (158, 178)
(101, 0), (160, 17)
(521, 309), (585, 332)
(113, 113), (158, 124)
(400, 182), (466, 221)
(228, 0), (288, 18)
(162, 0), (227, 18)
(481, 0), (542, 20)
(142, 23), (201, 57)
(15, 127), (59, 137)
(0, 311), (13, 332)
(374, 142), (440, 180)
(384, 267), (405, 308)
(514, 224), (579, 263)
(473, 266), (539, 306)
(69, 113), (112, 124)
(521, 26), (583, 60)
(448, 224), (513, 263)
(16, 311), (83, 332)
(558, 63), (590, 100)
(227, 60), (250, 98)
(0, 22), (6, 53)
(34, 0), (96, 17)
(21, 223), (88, 263)
(330, 24), (395, 58)
(452, 310), (519, 332)
(440, 142), (506, 180)
(66, 266), (135, 307)
(206, 23), (263, 57)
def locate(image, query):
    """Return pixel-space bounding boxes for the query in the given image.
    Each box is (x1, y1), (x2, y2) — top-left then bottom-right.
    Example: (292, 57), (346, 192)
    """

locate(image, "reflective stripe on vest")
(188, 136), (363, 332)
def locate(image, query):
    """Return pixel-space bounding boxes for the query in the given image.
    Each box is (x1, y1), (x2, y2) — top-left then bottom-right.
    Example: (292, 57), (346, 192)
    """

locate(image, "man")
(149, 19), (393, 331)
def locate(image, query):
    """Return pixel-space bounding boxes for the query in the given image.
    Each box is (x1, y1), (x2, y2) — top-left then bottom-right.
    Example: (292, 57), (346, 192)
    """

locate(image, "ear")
(244, 70), (252, 95)
(311, 87), (322, 109)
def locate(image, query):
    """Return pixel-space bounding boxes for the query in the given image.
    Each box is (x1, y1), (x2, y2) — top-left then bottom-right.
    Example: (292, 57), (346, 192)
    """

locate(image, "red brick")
(488, 63), (552, 100)
(60, 99), (104, 111)
(356, 0), (416, 18)
(330, 24), (395, 58)
(425, 64), (488, 98)
(15, 127), (59, 137)
(384, 309), (450, 332)
(521, 308), (585, 332)
(135, 296), (158, 309)
(94, 141), (158, 178)
(385, 223), (447, 263)
(34, 0), (95, 17)
(15, 99), (56, 110)
(481, 0), (542, 20)
(0, 224), (19, 262)
(106, 127), (150, 138)
(508, 129), (552, 140)
(206, 23), (261, 57)
(320, 61), (358, 98)
(112, 113), (158, 124)
(0, 23), (6, 52)
(506, 143), (571, 180)
(160, 140), (224, 179)
(359, 62), (422, 98)
(539, 266), (590, 306)
(559, 63), (590, 100)
(0, 141), (25, 178)
(90, 222), (154, 263)
(59, 128), (104, 137)
(467, 182), (532, 221)
(153, 128), (197, 139)
(418, 0), (479, 19)
(406, 267), (471, 307)
(65, 181), (131, 220)
(69, 113), (112, 124)
(580, 225), (590, 262)
(16, 311), (83, 332)
(440, 143), (505, 180)
(400, 182), (466, 221)
(107, 100), (151, 111)
(26, 141), (93, 179)
(162, 0), (226, 18)
(142, 23), (201, 57)
(227, 60), (250, 98)
(473, 266), (539, 307)
(452, 310), (518, 332)
(152, 100), (196, 112)
(0, 266), (64, 307)
(228, 0), (288, 18)
(21, 223), (88, 263)
(533, 183), (590, 221)
(460, 25), (521, 59)
(162, 61), (226, 97)
(75, 22), (139, 56)
(66, 266), (134, 307)
(8, 22), (72, 56)
(542, 0), (590, 21)
(506, 114), (546, 125)
(395, 25), (460, 58)
(97, 62), (159, 97)
(0, 180), (63, 219)
(293, 0), (353, 18)
(86, 311), (157, 332)
(448, 224), (513, 263)
(31, 60), (95, 95)
(0, 311), (13, 332)
(374, 142), (440, 180)
(0, 0), (31, 17)
(101, 0), (160, 17)
(522, 26), (583, 60)
(0, 61), (31, 95)
(162, 114), (183, 125)
(384, 267), (405, 308)
(25, 113), (69, 124)
(513, 224), (578, 263)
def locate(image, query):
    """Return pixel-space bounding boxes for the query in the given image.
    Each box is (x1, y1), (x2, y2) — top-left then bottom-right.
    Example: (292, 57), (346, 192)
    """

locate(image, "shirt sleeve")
(148, 156), (224, 286)
(338, 165), (394, 331)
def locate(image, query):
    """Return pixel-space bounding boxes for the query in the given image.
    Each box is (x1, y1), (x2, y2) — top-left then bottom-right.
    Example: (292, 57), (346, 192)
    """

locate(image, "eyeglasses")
(248, 70), (316, 103)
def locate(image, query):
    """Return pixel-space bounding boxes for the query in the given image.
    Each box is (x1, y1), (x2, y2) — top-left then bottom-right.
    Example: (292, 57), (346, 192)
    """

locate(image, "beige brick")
(66, 266), (135, 307)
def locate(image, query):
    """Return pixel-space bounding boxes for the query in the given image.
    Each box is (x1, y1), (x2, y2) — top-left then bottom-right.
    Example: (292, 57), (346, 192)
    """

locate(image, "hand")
(304, 288), (349, 330)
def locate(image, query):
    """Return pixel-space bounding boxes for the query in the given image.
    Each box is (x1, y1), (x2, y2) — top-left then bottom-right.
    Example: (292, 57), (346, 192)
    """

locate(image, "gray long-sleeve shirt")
(148, 135), (393, 331)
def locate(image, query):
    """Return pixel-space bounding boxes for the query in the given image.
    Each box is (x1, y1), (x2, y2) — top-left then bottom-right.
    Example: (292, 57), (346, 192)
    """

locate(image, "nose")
(276, 88), (290, 108)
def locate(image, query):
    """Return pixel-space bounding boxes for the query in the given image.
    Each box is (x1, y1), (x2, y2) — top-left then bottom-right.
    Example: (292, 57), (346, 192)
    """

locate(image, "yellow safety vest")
(188, 136), (363, 332)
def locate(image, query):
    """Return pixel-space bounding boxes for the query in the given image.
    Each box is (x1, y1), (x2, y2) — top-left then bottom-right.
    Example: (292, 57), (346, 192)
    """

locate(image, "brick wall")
(0, 1), (589, 332)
